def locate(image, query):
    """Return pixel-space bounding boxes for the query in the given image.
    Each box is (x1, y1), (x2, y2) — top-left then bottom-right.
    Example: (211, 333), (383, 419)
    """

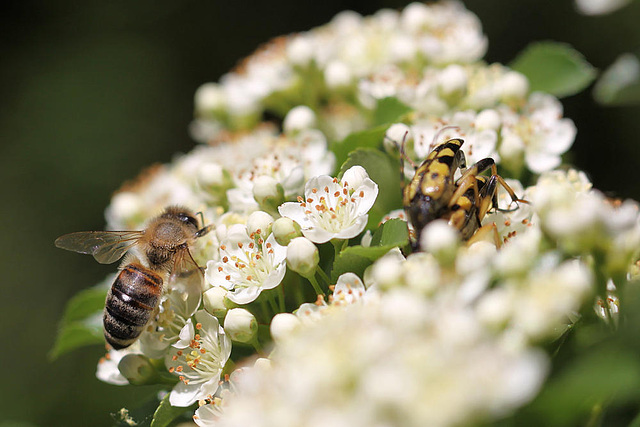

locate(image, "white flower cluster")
(213, 289), (548, 427)
(191, 1), (576, 179)
(192, 1), (487, 140)
(106, 124), (334, 230)
(77, 2), (640, 427)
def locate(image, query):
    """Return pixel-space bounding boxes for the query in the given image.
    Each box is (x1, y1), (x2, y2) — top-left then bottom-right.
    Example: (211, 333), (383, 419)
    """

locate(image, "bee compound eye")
(178, 213), (199, 229)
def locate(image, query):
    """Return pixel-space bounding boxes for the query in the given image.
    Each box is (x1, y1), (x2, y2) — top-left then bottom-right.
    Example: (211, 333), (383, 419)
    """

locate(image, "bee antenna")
(195, 211), (213, 238)
(196, 211), (206, 227)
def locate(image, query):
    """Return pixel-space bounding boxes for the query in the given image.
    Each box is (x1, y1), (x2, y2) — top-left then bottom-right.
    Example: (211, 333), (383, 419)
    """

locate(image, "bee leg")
(467, 223), (502, 248)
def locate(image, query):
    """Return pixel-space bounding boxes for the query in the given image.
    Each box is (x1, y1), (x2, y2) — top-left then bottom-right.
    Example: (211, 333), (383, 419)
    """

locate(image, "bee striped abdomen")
(103, 263), (163, 349)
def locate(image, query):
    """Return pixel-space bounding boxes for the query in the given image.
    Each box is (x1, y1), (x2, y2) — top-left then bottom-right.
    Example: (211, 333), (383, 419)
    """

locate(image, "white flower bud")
(272, 217), (302, 246)
(341, 165), (369, 190)
(253, 357), (272, 371)
(117, 354), (157, 386)
(475, 109), (501, 131)
(401, 2), (432, 32)
(499, 133), (525, 161)
(197, 162), (225, 187)
(253, 175), (285, 212)
(388, 34), (417, 62)
(438, 64), (468, 97)
(247, 211), (274, 238)
(476, 288), (512, 330)
(203, 286), (229, 318)
(195, 83), (225, 113)
(370, 249), (405, 289)
(419, 220), (460, 263)
(384, 123), (412, 153)
(107, 192), (143, 222)
(286, 36), (314, 65)
(500, 71), (529, 101)
(270, 313), (301, 343)
(331, 10), (362, 32)
(286, 237), (320, 277)
(283, 106), (317, 134)
(224, 308), (258, 343)
(324, 61), (352, 89)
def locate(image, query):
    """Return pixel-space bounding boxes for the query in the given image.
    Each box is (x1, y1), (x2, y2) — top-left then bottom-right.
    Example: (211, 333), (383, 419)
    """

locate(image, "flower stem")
(332, 238), (348, 259)
(307, 274), (325, 296)
(250, 336), (265, 356)
(289, 275), (304, 306)
(316, 266), (331, 287)
(267, 292), (279, 314)
(259, 300), (271, 322)
(277, 286), (286, 312)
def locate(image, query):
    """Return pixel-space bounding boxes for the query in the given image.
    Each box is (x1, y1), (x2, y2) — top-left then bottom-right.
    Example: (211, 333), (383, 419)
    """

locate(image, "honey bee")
(397, 133), (527, 250)
(55, 206), (211, 349)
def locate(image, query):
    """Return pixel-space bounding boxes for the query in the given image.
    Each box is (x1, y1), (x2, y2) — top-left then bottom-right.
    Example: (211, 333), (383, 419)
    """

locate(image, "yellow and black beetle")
(398, 134), (527, 250)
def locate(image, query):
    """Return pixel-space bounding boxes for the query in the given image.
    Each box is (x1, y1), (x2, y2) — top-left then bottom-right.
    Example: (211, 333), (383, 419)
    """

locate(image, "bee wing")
(168, 246), (204, 290)
(55, 231), (144, 264)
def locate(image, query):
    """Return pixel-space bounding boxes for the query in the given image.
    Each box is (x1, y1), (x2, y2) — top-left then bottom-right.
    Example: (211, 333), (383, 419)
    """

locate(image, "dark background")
(1, 1), (639, 426)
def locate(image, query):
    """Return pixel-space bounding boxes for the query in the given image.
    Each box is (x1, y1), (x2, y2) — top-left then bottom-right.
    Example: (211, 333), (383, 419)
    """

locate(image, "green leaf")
(49, 322), (104, 360)
(339, 148), (403, 229)
(331, 248), (374, 282)
(50, 280), (109, 360)
(373, 97), (412, 126)
(330, 125), (389, 174)
(370, 218), (409, 247)
(331, 220), (408, 281)
(510, 41), (597, 98)
(593, 53), (640, 106)
(60, 283), (109, 325)
(150, 393), (190, 427)
(522, 348), (640, 426)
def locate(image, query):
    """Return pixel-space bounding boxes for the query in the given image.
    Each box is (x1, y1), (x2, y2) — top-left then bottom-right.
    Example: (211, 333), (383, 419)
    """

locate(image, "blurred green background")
(1, 1), (639, 426)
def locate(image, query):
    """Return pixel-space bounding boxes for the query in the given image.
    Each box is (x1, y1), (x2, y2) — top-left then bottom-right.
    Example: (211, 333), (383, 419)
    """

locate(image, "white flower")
(205, 224), (287, 304)
(193, 361), (270, 426)
(96, 342), (141, 386)
(138, 281), (202, 358)
(331, 272), (366, 305)
(227, 129), (335, 213)
(501, 259), (593, 340)
(499, 93), (576, 173)
(165, 310), (232, 407)
(283, 106), (317, 133)
(482, 177), (534, 243)
(278, 166), (379, 243)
